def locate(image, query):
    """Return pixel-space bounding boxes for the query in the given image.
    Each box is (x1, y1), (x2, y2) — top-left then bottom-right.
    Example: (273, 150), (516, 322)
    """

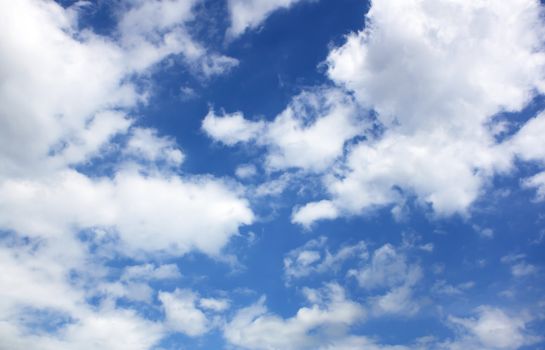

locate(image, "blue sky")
(1, 0), (545, 349)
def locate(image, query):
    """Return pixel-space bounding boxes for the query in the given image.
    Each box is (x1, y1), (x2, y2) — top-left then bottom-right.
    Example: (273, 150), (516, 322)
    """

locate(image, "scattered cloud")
(226, 0), (310, 39)
(445, 306), (541, 349)
(223, 283), (365, 350)
(284, 237), (368, 281)
(294, 0), (545, 225)
(203, 88), (364, 173)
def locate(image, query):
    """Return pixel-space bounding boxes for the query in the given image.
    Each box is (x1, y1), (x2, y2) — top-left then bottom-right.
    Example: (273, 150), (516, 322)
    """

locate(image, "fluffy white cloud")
(204, 89), (364, 172)
(349, 244), (417, 289)
(124, 128), (184, 166)
(202, 110), (265, 146)
(292, 200), (340, 227)
(445, 306), (541, 349)
(159, 289), (210, 337)
(0, 310), (164, 350)
(317, 336), (409, 350)
(0, 2), (253, 347)
(0, 0), (239, 179)
(0, 240), (165, 350)
(508, 112), (545, 163)
(508, 112), (545, 200)
(118, 0), (238, 76)
(0, 1), (254, 257)
(327, 0), (545, 131)
(226, 0), (309, 39)
(223, 283), (365, 350)
(294, 0), (545, 225)
(0, 169), (253, 256)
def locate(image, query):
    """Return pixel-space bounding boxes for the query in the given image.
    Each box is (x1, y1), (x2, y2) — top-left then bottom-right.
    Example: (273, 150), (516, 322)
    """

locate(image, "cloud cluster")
(203, 88), (364, 172)
(291, 0), (545, 225)
(223, 283), (366, 350)
(226, 0), (309, 39)
(0, 0), (252, 348)
(443, 306), (541, 349)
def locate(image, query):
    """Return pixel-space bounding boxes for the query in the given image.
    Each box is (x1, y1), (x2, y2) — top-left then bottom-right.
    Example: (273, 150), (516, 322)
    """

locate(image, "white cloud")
(292, 200), (339, 227)
(254, 172), (294, 197)
(317, 336), (409, 350)
(226, 0), (309, 39)
(369, 284), (421, 316)
(472, 225), (494, 239)
(0, 0), (238, 181)
(0, 310), (164, 350)
(0, 169), (254, 256)
(500, 253), (538, 278)
(509, 112), (545, 163)
(348, 244), (423, 316)
(0, 240), (165, 350)
(293, 0), (545, 225)
(510, 262), (538, 277)
(284, 237), (368, 281)
(349, 244), (415, 290)
(223, 283), (365, 350)
(522, 171), (545, 201)
(159, 289), (210, 337)
(445, 306), (541, 349)
(117, 0), (238, 76)
(202, 110), (264, 146)
(327, 0), (545, 132)
(0, 2), (254, 347)
(235, 164), (258, 179)
(124, 128), (184, 166)
(199, 298), (231, 312)
(0, 0), (134, 179)
(121, 263), (182, 281)
(203, 88), (364, 173)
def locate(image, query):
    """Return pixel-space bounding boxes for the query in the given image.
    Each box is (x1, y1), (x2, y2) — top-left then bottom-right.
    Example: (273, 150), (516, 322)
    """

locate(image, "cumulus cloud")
(159, 289), (211, 337)
(124, 128), (184, 166)
(202, 110), (265, 146)
(0, 309), (164, 350)
(0, 0), (253, 347)
(223, 283), (365, 350)
(444, 306), (541, 349)
(293, 0), (545, 225)
(0, 169), (253, 256)
(292, 200), (340, 228)
(203, 88), (364, 173)
(226, 0), (309, 39)
(0, 0), (255, 255)
(0, 240), (165, 350)
(117, 0), (238, 76)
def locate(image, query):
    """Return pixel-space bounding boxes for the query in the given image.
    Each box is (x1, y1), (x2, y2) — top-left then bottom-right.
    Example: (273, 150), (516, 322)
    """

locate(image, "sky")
(1, 0), (545, 349)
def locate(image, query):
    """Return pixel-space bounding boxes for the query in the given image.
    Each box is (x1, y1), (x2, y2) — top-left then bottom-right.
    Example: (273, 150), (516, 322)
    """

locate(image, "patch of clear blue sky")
(56, 0), (545, 348)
